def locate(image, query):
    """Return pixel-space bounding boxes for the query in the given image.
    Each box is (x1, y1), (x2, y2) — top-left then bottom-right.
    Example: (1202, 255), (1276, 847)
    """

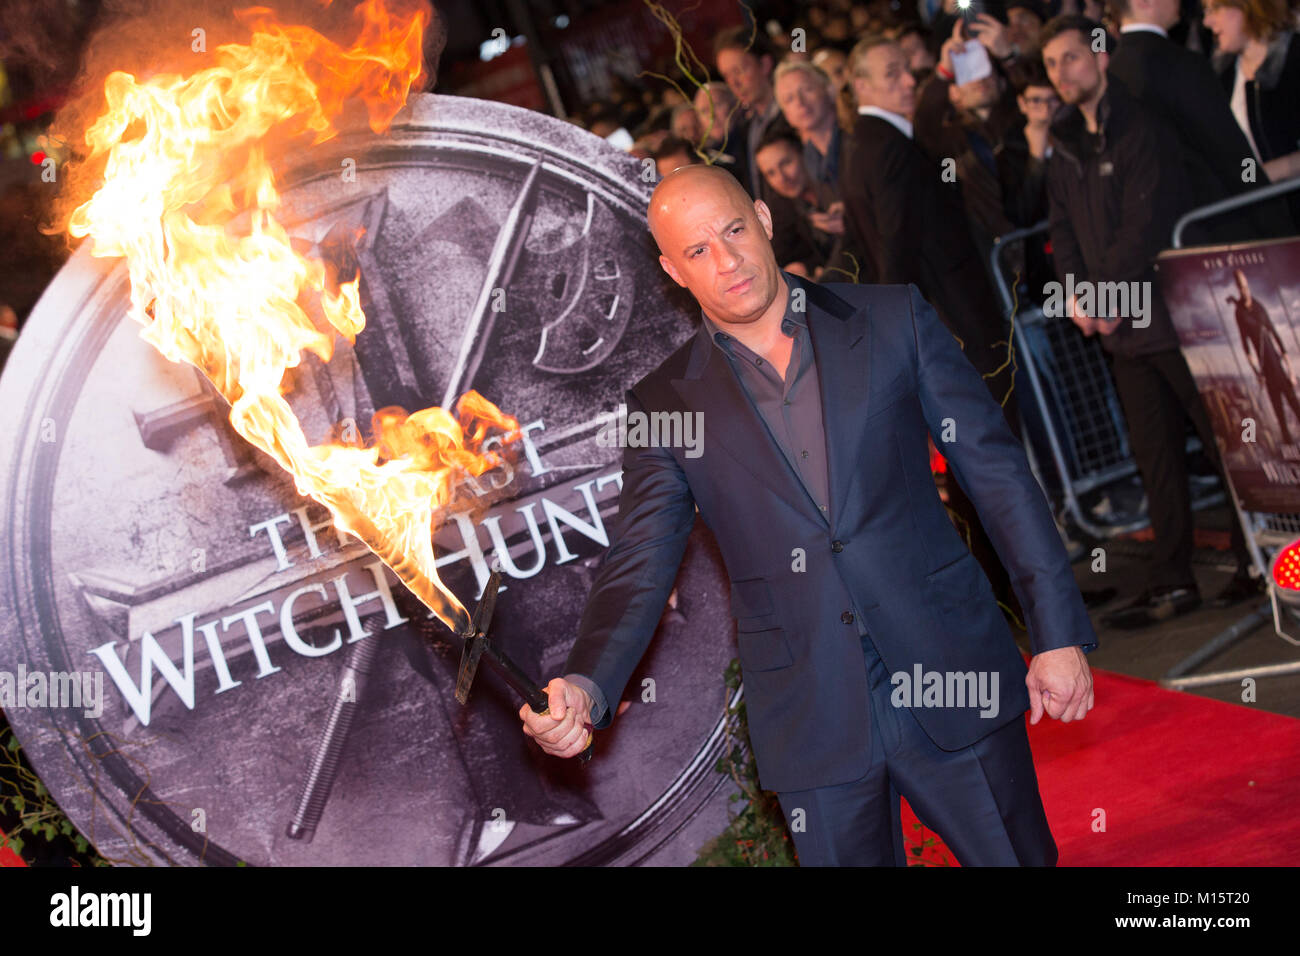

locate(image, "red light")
(929, 444), (948, 475)
(30, 151), (45, 164)
(1271, 539), (1300, 591)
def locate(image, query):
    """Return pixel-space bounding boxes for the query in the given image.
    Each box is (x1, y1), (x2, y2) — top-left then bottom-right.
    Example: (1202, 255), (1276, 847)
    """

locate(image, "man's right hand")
(1068, 294), (1098, 336)
(519, 677), (594, 759)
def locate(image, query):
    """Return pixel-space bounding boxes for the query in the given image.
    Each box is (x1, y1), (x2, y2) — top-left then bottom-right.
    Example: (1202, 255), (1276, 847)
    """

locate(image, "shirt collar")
(857, 105), (914, 140)
(1120, 23), (1169, 38)
(699, 278), (806, 351)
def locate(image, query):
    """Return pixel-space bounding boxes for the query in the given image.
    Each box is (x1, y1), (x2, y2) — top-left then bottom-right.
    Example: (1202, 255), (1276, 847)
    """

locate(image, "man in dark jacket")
(1105, 0), (1293, 239)
(840, 35), (1010, 395)
(714, 26), (783, 202)
(1042, 15), (1259, 627)
(521, 163), (1097, 866)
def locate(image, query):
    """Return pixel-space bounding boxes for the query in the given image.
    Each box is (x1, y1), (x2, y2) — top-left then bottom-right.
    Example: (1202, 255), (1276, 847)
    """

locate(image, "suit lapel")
(671, 323), (817, 519)
(800, 276), (871, 531)
(669, 275), (871, 529)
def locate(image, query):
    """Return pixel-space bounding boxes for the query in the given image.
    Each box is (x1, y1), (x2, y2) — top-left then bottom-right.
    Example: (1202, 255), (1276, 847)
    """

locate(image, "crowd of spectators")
(574, 0), (1300, 628)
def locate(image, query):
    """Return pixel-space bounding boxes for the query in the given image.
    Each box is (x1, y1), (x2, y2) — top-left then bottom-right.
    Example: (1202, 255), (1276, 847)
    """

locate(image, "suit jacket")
(839, 114), (1007, 383)
(563, 277), (1097, 792)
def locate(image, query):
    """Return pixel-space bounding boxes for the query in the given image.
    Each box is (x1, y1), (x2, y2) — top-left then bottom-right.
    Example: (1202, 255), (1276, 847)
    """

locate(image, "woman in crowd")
(1204, 0), (1300, 223)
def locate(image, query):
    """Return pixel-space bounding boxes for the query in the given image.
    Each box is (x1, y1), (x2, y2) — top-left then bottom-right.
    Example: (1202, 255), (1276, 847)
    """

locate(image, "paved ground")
(1010, 504), (1300, 720)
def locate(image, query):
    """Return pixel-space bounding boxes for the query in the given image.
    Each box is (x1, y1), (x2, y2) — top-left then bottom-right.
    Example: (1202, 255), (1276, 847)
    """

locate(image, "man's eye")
(690, 248), (704, 258)
(730, 226), (743, 235)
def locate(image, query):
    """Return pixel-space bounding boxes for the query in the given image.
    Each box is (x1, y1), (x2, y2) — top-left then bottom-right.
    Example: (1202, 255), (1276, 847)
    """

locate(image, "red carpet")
(902, 664), (1300, 865)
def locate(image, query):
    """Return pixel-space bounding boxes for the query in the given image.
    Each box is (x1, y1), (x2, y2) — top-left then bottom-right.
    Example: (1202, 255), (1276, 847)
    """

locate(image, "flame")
(67, 0), (517, 634)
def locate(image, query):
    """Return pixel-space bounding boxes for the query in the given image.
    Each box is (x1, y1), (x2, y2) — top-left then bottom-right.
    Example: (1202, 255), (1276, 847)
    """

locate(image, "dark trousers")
(1109, 348), (1250, 591)
(1263, 373), (1300, 444)
(774, 632), (1058, 866)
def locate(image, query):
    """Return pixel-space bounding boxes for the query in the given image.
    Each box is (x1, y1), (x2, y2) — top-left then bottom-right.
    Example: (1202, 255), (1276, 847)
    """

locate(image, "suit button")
(841, 611), (854, 624)
(831, 540), (844, 553)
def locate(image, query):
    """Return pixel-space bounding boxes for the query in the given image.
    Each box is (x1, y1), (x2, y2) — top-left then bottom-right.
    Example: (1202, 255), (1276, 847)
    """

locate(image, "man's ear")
(753, 199), (775, 241)
(659, 253), (686, 288)
(850, 75), (868, 110)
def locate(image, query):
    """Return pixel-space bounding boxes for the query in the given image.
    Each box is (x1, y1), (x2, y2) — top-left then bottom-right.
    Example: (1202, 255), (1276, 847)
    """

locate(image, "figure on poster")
(1229, 268), (1300, 444)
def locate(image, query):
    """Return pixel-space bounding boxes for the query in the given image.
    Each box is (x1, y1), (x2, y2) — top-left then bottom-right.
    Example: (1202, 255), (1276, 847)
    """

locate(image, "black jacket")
(1215, 30), (1300, 227)
(1108, 28), (1292, 240)
(1045, 77), (1184, 356)
(769, 178), (842, 274)
(839, 113), (1009, 382)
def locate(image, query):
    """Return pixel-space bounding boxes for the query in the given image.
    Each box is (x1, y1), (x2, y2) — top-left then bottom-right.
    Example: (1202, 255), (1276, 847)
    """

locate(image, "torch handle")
(477, 641), (594, 763)
(481, 639), (549, 710)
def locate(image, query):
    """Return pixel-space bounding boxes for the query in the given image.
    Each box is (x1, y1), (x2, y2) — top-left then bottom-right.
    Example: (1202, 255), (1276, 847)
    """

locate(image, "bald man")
(519, 165), (1098, 866)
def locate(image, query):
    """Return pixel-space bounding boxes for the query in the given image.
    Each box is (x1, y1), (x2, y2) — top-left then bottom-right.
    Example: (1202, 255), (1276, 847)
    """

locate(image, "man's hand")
(808, 201), (844, 235)
(968, 12), (1014, 59)
(1067, 294), (1098, 336)
(1096, 314), (1122, 336)
(519, 677), (594, 758)
(1026, 645), (1093, 724)
(1024, 121), (1050, 160)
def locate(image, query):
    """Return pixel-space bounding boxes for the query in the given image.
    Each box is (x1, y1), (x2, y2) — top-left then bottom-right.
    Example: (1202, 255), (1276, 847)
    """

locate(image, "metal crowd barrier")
(987, 222), (1222, 544)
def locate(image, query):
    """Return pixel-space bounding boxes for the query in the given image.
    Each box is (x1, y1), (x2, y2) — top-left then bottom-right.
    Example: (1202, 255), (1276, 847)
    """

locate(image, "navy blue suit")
(564, 276), (1097, 861)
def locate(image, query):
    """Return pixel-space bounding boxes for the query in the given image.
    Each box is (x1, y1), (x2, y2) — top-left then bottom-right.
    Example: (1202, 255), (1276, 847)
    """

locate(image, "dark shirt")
(703, 288), (872, 643)
(803, 125), (841, 193)
(699, 294), (831, 521)
(742, 98), (783, 199)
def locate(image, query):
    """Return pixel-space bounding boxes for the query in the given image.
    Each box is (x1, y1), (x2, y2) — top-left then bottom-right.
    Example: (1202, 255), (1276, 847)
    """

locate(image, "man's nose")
(716, 243), (742, 272)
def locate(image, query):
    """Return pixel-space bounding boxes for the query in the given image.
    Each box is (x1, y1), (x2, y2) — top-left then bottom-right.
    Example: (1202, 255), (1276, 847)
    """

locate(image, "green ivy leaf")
(12, 795), (24, 814)
(74, 836), (88, 853)
(8, 836), (23, 856)
(5, 736), (18, 752)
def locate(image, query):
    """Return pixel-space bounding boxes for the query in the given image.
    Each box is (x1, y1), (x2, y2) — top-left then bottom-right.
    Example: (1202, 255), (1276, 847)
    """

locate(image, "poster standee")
(1160, 179), (1300, 689)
